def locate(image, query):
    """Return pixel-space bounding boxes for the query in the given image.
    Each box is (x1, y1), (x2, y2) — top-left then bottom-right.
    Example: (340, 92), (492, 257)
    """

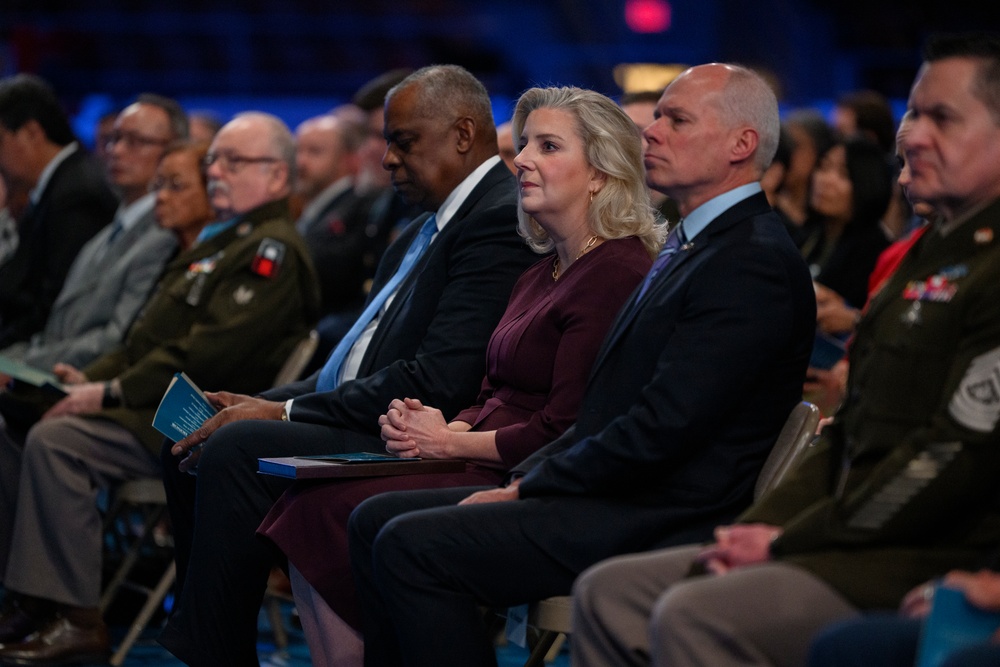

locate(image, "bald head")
(643, 63), (779, 215)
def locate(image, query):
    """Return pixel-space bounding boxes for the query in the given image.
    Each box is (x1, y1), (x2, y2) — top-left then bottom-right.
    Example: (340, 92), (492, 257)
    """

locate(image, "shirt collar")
(681, 182), (762, 241)
(115, 192), (156, 233)
(30, 142), (79, 205)
(196, 217), (238, 244)
(298, 176), (354, 225)
(433, 155), (502, 233)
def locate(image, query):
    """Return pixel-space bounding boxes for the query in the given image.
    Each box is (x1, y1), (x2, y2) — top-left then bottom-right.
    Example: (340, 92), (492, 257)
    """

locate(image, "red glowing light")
(625, 0), (671, 33)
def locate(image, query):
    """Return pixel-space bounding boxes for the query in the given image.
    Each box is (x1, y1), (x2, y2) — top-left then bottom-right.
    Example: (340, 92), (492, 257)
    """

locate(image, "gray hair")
(714, 65), (780, 173)
(135, 92), (189, 140)
(387, 65), (496, 141)
(233, 111), (296, 181)
(511, 86), (664, 258)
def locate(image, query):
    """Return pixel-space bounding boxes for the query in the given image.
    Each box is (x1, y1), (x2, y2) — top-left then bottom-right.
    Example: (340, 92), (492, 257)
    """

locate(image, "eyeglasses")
(105, 131), (171, 151)
(149, 176), (197, 194)
(203, 152), (280, 174)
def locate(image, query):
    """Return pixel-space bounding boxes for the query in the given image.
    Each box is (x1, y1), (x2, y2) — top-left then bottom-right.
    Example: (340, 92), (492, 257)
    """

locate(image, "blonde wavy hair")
(511, 87), (664, 258)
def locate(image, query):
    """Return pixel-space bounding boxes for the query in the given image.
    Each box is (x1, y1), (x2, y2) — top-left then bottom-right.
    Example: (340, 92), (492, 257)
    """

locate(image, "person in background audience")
(256, 86), (660, 666)
(0, 94), (184, 435)
(571, 32), (1000, 667)
(802, 137), (893, 314)
(0, 124), (319, 664)
(0, 74), (119, 349)
(774, 108), (836, 230)
(157, 64), (536, 667)
(187, 111), (222, 145)
(832, 89), (897, 155)
(348, 61), (815, 667)
(495, 120), (517, 174)
(803, 112), (936, 418)
(293, 112), (385, 357)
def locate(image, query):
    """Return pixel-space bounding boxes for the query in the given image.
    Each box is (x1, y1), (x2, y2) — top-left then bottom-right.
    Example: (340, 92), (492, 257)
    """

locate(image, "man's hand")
(41, 382), (104, 419)
(695, 523), (783, 575)
(379, 397), (453, 459)
(170, 392), (283, 472)
(458, 478), (522, 505)
(52, 363), (88, 385)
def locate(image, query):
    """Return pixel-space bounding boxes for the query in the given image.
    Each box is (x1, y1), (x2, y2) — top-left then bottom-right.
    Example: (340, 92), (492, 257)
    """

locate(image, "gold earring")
(589, 191), (594, 204)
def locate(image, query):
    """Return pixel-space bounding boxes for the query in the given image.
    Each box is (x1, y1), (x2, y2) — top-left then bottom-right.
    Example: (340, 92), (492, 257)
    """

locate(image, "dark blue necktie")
(315, 214), (438, 391)
(634, 220), (687, 302)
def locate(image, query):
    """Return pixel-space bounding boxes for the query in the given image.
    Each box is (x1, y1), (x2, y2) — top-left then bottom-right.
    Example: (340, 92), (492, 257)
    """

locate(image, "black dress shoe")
(0, 615), (109, 666)
(0, 604), (38, 646)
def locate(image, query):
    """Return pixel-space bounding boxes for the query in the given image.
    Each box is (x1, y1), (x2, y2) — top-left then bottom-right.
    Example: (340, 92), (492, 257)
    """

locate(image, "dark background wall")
(2, 0), (998, 145)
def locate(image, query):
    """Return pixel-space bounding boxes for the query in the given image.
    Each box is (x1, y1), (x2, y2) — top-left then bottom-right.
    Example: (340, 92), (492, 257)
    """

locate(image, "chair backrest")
(272, 329), (319, 387)
(753, 401), (820, 500)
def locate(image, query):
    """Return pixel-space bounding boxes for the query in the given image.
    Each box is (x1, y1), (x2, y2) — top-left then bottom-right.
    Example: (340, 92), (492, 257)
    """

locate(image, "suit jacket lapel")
(588, 192), (772, 377)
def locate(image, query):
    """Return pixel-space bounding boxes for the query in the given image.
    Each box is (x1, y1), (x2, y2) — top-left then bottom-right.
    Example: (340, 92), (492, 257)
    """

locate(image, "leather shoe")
(0, 603), (38, 646)
(0, 615), (109, 665)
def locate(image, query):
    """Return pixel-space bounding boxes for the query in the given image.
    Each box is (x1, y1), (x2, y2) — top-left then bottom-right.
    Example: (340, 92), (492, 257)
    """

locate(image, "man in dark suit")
(346, 62), (816, 667)
(0, 74), (119, 349)
(157, 64), (535, 666)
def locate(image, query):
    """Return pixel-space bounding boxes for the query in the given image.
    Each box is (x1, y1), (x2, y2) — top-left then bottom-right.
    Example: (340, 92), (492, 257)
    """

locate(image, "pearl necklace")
(552, 235), (600, 280)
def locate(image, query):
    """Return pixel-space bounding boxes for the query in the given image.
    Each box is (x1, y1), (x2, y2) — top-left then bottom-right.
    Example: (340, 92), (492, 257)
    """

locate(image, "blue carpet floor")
(99, 602), (570, 666)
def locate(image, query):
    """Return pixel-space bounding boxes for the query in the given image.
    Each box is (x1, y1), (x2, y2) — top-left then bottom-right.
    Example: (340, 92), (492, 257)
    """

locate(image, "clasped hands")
(379, 397), (520, 506)
(379, 397), (455, 459)
(694, 523), (783, 575)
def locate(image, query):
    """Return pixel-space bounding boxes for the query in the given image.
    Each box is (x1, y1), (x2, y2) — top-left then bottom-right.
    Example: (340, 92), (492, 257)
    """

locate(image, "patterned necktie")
(634, 220), (687, 302)
(315, 214), (438, 391)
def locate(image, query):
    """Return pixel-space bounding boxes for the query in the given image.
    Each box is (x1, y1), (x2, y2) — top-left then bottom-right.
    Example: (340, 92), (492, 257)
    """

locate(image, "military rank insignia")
(949, 346), (1000, 433)
(252, 239), (285, 279)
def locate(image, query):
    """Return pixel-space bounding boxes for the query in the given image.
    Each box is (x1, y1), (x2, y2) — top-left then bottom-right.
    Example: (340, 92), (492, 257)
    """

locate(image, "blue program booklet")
(916, 584), (1000, 667)
(0, 354), (67, 395)
(151, 372), (217, 442)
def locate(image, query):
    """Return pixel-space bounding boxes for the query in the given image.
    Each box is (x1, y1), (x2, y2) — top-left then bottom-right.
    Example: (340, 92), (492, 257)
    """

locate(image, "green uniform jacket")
(83, 198), (320, 454)
(742, 197), (1000, 609)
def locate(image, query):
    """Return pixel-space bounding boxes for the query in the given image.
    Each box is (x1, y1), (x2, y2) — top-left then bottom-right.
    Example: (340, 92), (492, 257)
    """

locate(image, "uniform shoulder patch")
(251, 238), (286, 279)
(949, 346), (1000, 433)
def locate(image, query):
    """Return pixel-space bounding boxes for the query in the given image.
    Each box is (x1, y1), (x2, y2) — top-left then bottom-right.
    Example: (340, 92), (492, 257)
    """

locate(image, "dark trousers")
(809, 614), (1000, 667)
(809, 615), (920, 667)
(158, 418), (384, 667)
(348, 487), (582, 667)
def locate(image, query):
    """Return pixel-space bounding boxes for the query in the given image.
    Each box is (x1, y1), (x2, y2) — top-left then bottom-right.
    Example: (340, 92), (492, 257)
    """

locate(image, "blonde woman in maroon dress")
(257, 86), (663, 666)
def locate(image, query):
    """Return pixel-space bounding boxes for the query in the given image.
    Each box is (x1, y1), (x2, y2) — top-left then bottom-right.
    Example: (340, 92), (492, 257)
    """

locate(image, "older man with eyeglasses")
(0, 113), (320, 665)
